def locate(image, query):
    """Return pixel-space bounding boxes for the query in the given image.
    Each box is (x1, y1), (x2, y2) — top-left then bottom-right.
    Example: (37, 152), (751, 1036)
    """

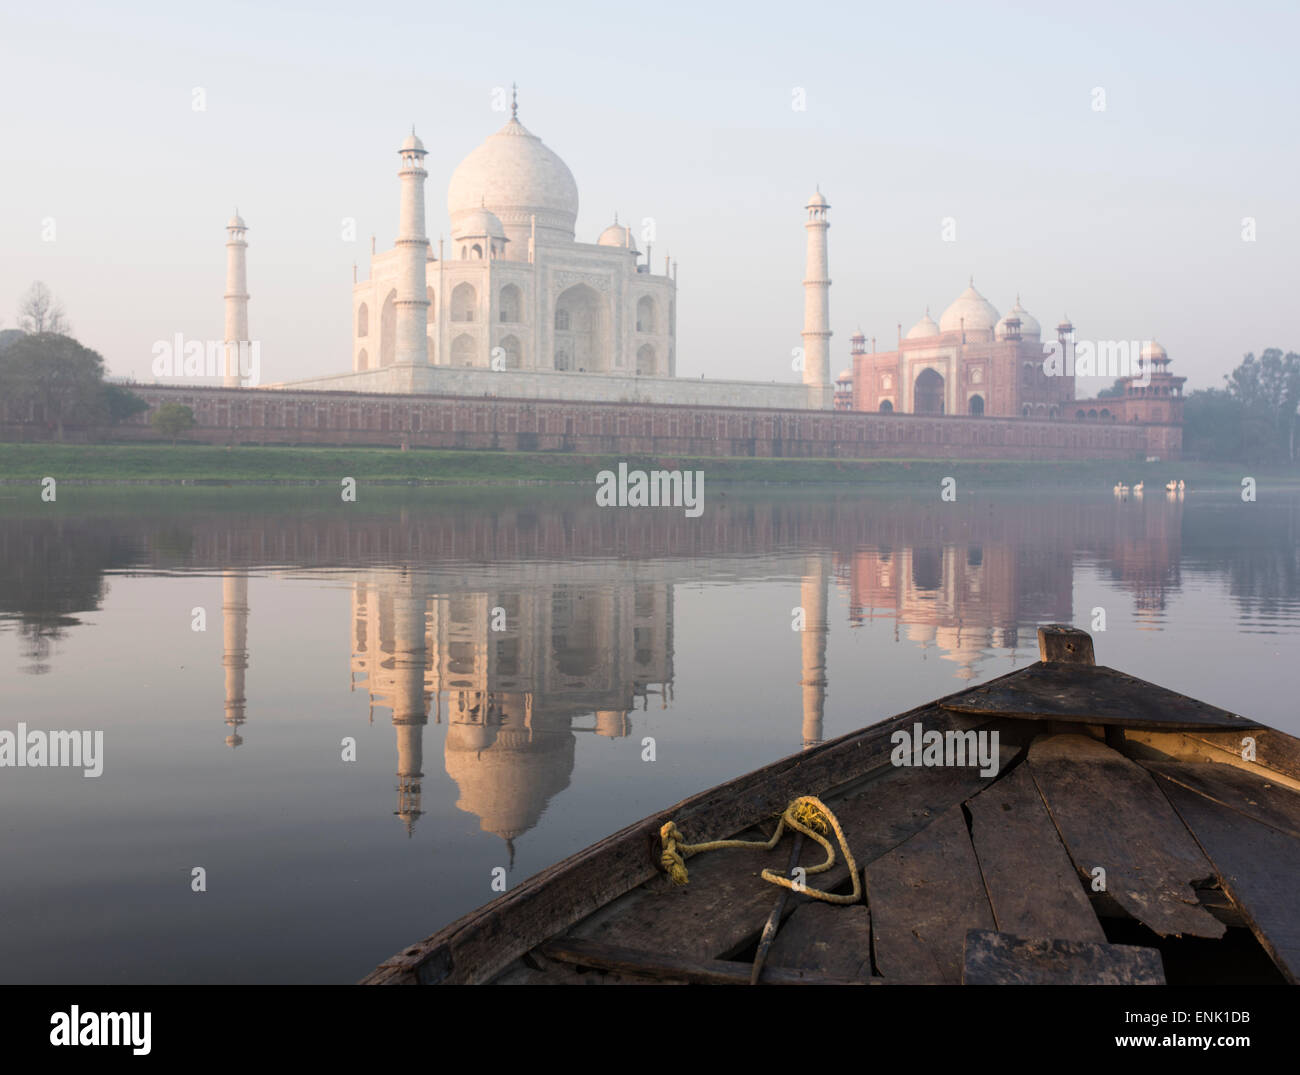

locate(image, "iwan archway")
(914, 368), (945, 415)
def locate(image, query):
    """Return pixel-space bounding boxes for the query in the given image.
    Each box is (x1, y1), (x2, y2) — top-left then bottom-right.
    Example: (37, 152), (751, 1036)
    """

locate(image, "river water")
(1, 485), (1296, 982)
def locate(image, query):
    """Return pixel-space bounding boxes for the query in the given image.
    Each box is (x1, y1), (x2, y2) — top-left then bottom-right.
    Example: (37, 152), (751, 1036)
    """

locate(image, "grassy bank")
(0, 441), (1292, 489)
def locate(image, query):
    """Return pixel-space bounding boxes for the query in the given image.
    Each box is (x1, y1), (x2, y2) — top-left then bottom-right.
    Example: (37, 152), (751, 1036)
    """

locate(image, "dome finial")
(511, 82), (518, 120)
(969, 274), (974, 287)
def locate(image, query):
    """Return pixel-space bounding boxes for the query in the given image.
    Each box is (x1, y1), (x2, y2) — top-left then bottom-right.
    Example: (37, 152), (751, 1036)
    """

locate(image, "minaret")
(395, 130), (430, 366)
(799, 553), (829, 749)
(223, 213), (249, 388)
(802, 189), (833, 409)
(221, 570), (249, 747)
(391, 583), (429, 834)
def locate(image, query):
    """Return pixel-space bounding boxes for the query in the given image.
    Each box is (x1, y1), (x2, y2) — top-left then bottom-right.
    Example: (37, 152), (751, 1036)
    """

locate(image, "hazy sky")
(2, 0), (1295, 393)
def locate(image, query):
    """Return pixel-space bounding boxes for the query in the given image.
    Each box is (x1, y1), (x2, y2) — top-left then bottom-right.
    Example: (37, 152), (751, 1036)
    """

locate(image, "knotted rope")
(659, 795), (861, 904)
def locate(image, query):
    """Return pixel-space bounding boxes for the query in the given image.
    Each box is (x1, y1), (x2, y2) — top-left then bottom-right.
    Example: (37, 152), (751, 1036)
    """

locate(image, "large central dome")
(447, 116), (579, 248)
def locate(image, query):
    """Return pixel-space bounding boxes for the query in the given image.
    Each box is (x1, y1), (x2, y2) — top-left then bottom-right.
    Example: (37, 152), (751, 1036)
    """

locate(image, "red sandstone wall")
(69, 385), (1164, 461)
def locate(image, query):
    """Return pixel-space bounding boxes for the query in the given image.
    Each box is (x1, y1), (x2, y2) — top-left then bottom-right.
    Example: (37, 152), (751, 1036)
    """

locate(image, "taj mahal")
(252, 89), (835, 410)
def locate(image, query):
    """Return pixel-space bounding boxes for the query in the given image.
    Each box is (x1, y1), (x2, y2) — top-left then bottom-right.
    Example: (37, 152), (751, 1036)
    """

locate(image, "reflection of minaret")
(391, 585), (429, 834)
(221, 570), (249, 747)
(800, 553), (829, 749)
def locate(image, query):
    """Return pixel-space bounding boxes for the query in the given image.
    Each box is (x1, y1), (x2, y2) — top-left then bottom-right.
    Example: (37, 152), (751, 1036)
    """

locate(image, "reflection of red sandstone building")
(842, 283), (1185, 458)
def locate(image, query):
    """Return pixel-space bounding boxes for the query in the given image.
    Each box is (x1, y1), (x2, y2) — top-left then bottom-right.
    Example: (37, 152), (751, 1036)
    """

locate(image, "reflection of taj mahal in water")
(211, 496), (1186, 852)
(348, 576), (674, 850)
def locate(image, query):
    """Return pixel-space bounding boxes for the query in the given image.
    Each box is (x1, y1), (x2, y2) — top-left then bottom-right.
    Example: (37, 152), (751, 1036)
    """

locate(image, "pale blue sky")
(2, 0), (1295, 392)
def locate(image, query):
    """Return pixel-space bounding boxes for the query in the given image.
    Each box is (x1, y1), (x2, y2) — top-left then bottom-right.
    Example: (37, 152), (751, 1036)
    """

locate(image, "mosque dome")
(597, 219), (638, 251)
(448, 115), (579, 241)
(939, 282), (999, 334)
(837, 368), (853, 382)
(806, 189), (829, 208)
(452, 206), (507, 240)
(227, 211), (246, 229)
(995, 296), (1040, 340)
(401, 130), (426, 153)
(1140, 340), (1168, 362)
(905, 310), (940, 340)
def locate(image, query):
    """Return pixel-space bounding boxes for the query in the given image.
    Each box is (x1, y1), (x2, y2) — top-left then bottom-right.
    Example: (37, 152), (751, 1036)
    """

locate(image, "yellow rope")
(659, 796), (861, 905)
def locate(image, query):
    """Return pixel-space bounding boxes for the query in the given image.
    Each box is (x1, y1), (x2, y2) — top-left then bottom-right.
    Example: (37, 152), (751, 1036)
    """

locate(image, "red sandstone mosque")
(834, 281), (1185, 460)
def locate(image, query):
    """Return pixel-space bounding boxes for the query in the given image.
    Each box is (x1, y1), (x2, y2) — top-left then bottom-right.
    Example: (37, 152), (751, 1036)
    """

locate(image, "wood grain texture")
(1143, 762), (1300, 839)
(865, 804), (995, 984)
(1155, 774), (1300, 984)
(962, 930), (1165, 985)
(966, 764), (1106, 943)
(765, 903), (873, 980)
(941, 663), (1258, 731)
(1027, 734), (1225, 939)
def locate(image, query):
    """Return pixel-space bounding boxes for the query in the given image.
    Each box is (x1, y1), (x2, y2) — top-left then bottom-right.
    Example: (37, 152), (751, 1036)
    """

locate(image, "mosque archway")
(553, 284), (609, 373)
(636, 296), (656, 334)
(968, 394), (984, 416)
(913, 368), (944, 415)
(499, 335), (522, 369)
(357, 348), (369, 371)
(451, 334), (476, 367)
(379, 290), (397, 367)
(357, 303), (369, 338)
(879, 400), (893, 413)
(451, 283), (477, 322)
(499, 284), (522, 323)
(636, 344), (655, 375)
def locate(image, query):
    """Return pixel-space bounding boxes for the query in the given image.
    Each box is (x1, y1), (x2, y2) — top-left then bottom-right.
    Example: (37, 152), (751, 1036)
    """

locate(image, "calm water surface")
(1, 486), (1297, 982)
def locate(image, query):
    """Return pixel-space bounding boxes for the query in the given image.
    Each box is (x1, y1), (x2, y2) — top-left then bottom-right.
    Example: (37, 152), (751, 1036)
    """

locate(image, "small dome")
(905, 310), (940, 339)
(939, 282), (1000, 334)
(806, 189), (829, 208)
(452, 207), (506, 240)
(997, 296), (1040, 339)
(227, 212), (246, 229)
(597, 220), (638, 251)
(836, 368), (853, 382)
(401, 130), (426, 153)
(1140, 340), (1168, 362)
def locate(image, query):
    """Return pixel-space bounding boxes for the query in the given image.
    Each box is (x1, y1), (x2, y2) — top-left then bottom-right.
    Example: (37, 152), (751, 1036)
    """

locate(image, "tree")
(1096, 378), (1126, 398)
(0, 333), (107, 440)
(150, 402), (197, 445)
(1224, 349), (1300, 463)
(102, 382), (150, 423)
(17, 282), (69, 335)
(1182, 388), (1245, 461)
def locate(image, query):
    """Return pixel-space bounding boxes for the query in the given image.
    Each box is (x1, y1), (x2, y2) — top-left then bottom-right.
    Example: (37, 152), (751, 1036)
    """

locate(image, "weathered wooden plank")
(1027, 734), (1225, 939)
(962, 930), (1165, 985)
(1155, 774), (1300, 983)
(1143, 762), (1300, 839)
(941, 663), (1259, 731)
(537, 937), (871, 986)
(864, 805), (996, 984)
(1180, 729), (1300, 784)
(765, 903), (873, 980)
(566, 737), (1010, 962)
(1037, 624), (1095, 665)
(965, 764), (1106, 943)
